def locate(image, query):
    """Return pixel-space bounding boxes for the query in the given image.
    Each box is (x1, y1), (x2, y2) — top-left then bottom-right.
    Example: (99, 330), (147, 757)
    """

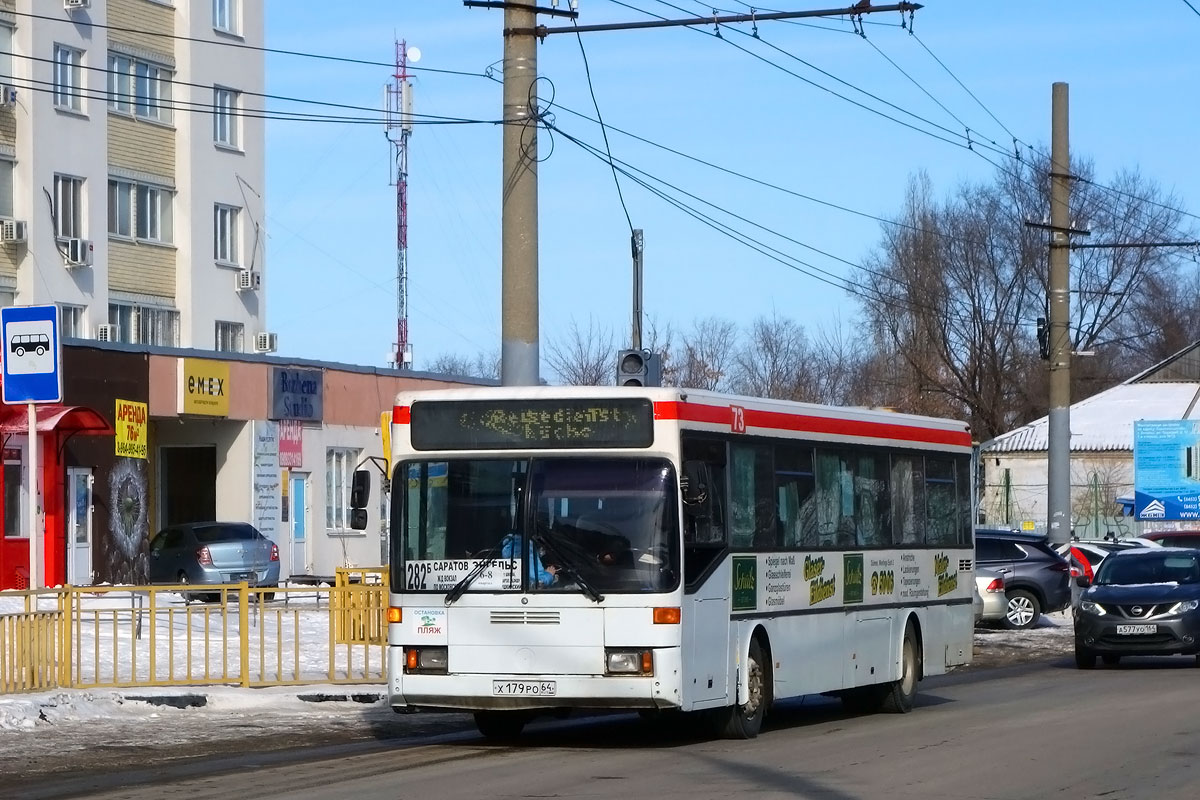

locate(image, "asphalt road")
(19, 653), (1200, 800)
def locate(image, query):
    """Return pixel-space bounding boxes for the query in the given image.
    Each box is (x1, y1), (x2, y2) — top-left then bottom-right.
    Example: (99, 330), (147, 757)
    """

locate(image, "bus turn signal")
(653, 607), (680, 624)
(387, 607), (403, 624)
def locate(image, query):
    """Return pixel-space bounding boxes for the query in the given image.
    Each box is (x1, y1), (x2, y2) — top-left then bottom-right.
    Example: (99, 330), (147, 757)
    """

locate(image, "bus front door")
(682, 557), (731, 708)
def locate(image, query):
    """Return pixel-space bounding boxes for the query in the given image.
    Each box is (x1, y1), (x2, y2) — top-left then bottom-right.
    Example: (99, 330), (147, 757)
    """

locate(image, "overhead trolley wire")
(4, 8), (495, 79)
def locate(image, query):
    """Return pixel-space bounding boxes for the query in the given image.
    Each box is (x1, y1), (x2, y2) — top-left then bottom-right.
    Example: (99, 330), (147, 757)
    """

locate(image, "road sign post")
(2, 305), (63, 590)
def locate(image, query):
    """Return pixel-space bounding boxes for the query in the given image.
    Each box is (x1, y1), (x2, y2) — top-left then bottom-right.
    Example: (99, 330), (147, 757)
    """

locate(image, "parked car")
(974, 567), (1008, 624)
(1055, 539), (1145, 583)
(1073, 548), (1200, 668)
(1140, 531), (1200, 549)
(974, 528), (1071, 629)
(148, 521), (280, 602)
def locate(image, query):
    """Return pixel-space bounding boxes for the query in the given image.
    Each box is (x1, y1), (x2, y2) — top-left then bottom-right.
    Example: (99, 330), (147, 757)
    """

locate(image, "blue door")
(291, 474), (308, 575)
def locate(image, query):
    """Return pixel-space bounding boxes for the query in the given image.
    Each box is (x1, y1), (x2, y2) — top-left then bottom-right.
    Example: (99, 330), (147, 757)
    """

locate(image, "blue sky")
(263, 1), (1200, 375)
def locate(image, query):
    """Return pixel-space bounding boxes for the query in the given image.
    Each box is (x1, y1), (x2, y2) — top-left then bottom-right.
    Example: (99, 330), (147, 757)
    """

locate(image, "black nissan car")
(1073, 548), (1200, 669)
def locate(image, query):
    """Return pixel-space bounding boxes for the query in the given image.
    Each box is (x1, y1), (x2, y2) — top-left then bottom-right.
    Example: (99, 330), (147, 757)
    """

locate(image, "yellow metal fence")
(0, 579), (389, 694)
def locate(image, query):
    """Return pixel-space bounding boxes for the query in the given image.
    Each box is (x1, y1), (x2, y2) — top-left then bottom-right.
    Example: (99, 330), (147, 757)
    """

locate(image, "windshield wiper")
(531, 524), (605, 603)
(444, 538), (510, 606)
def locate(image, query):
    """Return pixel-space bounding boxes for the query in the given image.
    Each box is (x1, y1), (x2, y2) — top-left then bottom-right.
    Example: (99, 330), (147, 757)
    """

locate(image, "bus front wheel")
(880, 621), (920, 714)
(714, 637), (771, 739)
(474, 710), (526, 741)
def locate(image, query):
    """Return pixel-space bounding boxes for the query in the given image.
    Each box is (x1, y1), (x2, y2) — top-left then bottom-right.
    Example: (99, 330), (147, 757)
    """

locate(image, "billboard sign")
(1133, 420), (1200, 520)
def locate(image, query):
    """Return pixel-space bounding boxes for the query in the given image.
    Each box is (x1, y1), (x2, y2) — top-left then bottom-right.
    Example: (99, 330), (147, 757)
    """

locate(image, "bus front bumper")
(387, 646), (683, 712)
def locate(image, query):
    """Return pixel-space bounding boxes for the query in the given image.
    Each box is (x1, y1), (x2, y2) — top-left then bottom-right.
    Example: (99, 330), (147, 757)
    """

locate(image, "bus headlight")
(405, 646), (448, 673)
(606, 649), (653, 676)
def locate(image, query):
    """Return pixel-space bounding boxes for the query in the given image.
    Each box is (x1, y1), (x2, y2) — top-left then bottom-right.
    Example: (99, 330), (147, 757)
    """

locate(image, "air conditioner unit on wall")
(95, 324), (118, 342)
(64, 238), (93, 267)
(236, 269), (261, 292)
(0, 85), (16, 109)
(64, 0), (91, 10)
(1, 220), (27, 243)
(254, 332), (277, 353)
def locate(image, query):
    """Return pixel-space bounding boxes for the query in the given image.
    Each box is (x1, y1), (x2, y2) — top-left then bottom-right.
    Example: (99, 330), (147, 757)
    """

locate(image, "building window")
(53, 45), (83, 112)
(59, 305), (84, 339)
(0, 25), (13, 81)
(108, 181), (132, 237)
(213, 204), (239, 265)
(108, 53), (171, 122)
(4, 448), (22, 538)
(213, 87), (240, 147)
(215, 321), (243, 352)
(109, 180), (172, 243)
(326, 448), (361, 531)
(108, 303), (179, 346)
(0, 159), (13, 219)
(54, 175), (84, 239)
(213, 0), (239, 34)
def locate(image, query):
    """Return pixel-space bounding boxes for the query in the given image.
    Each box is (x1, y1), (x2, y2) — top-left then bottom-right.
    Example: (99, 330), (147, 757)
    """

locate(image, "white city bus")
(358, 386), (975, 740)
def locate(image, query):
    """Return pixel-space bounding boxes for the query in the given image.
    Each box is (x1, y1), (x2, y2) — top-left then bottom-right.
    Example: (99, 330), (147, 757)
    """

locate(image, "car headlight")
(1169, 599), (1200, 615)
(1079, 600), (1106, 616)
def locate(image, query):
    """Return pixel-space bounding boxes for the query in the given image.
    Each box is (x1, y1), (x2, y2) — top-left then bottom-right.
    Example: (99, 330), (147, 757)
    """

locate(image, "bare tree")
(856, 156), (1192, 440)
(731, 313), (816, 401)
(674, 316), (739, 391)
(545, 317), (615, 386)
(425, 352), (477, 378)
(424, 349), (500, 381)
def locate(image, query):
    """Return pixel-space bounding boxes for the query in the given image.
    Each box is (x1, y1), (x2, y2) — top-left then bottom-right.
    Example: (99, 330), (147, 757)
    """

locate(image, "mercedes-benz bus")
(353, 386), (975, 739)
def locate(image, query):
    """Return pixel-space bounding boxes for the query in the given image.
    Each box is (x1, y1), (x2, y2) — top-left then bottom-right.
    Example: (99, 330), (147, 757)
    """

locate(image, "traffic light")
(1036, 317), (1049, 360)
(616, 349), (662, 387)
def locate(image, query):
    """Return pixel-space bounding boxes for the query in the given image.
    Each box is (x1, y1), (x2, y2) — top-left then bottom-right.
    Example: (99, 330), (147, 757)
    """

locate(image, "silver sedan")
(975, 567), (1008, 624)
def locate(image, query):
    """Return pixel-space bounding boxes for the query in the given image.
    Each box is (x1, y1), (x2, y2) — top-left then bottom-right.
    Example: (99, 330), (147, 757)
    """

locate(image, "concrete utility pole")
(488, 1), (921, 386)
(1046, 82), (1072, 546)
(631, 229), (643, 351)
(500, 0), (540, 386)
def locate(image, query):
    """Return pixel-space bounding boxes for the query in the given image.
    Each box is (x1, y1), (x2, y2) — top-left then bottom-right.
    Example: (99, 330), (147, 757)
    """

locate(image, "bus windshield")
(393, 457), (679, 596)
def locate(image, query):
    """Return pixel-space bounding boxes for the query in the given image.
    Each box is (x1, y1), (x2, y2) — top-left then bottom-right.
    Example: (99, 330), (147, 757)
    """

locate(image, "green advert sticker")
(732, 556), (758, 611)
(843, 553), (864, 604)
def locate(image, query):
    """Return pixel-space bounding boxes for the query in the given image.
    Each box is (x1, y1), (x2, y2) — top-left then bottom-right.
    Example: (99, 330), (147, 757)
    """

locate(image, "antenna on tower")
(385, 39), (417, 369)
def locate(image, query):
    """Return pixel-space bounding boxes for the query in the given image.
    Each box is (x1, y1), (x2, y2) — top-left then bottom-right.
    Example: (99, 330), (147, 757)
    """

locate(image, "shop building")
(0, 340), (480, 589)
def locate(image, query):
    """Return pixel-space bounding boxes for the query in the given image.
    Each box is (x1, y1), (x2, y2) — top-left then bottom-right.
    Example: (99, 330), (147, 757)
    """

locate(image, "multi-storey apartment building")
(0, 0), (268, 351)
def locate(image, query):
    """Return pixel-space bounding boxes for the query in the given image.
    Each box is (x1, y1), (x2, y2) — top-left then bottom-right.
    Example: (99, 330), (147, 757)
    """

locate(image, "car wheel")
(714, 637), (771, 739)
(880, 620), (920, 714)
(1075, 646), (1096, 669)
(474, 711), (526, 741)
(1002, 589), (1041, 630)
(178, 572), (196, 604)
(1101, 654), (1121, 666)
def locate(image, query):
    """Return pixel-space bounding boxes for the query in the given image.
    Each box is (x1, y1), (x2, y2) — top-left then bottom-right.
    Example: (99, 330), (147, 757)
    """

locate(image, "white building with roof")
(980, 343), (1200, 538)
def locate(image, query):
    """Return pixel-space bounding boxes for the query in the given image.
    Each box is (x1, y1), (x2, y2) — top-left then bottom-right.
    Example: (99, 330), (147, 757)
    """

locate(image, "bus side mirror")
(350, 469), (371, 509)
(350, 508), (369, 531)
(681, 460), (710, 515)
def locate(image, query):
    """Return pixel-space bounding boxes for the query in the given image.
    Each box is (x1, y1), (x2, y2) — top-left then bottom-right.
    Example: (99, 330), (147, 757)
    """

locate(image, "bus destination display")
(410, 398), (654, 450)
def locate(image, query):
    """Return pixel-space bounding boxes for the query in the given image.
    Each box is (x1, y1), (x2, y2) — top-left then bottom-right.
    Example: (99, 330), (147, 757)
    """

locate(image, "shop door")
(291, 473), (309, 575)
(161, 446), (216, 526)
(67, 468), (93, 585)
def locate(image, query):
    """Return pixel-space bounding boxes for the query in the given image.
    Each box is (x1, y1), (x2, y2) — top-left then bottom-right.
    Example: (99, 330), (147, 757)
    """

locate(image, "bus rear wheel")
(714, 637), (771, 739)
(474, 711), (526, 741)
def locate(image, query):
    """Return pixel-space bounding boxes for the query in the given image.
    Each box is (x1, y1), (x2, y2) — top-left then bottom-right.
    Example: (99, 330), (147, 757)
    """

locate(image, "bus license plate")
(492, 680), (556, 697)
(1116, 624), (1157, 635)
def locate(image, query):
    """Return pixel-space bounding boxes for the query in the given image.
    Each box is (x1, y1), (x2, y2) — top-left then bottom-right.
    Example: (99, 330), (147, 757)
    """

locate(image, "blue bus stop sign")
(1, 305), (62, 404)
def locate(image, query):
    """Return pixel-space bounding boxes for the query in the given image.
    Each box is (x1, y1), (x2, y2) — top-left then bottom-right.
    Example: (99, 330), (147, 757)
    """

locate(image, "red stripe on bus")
(654, 401), (970, 448)
(393, 406), (410, 424)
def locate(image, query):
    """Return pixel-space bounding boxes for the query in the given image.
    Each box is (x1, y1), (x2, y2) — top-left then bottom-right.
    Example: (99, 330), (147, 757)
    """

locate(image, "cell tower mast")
(385, 40), (415, 368)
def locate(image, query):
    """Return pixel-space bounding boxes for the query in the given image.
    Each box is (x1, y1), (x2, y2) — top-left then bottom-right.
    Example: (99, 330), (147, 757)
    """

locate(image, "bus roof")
(392, 385), (973, 448)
